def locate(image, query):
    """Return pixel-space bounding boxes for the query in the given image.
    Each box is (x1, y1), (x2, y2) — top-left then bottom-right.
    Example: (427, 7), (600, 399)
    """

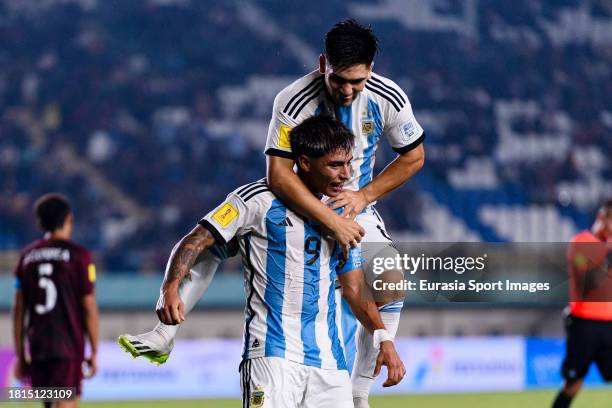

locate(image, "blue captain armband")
(14, 277), (21, 289)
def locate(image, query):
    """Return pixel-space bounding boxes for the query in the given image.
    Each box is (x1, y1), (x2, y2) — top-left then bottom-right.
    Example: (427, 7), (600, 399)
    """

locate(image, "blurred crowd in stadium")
(1, 0), (611, 271)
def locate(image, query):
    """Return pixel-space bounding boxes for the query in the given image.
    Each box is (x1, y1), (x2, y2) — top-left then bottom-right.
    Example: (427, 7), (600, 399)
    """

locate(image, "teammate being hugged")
(552, 199), (612, 408)
(13, 193), (99, 408)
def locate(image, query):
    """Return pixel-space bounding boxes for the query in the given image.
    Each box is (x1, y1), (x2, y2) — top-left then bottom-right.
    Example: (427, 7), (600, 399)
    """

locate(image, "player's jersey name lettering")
(23, 248), (70, 265)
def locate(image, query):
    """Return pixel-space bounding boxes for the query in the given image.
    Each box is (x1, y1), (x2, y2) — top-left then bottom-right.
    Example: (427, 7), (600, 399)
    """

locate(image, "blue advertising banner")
(525, 338), (604, 388)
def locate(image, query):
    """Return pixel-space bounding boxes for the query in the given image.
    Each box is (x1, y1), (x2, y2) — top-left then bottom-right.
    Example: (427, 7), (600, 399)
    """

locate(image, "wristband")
(373, 329), (393, 349)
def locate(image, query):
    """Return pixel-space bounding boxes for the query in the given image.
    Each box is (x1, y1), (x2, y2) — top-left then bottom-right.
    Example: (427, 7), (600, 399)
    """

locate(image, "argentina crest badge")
(250, 385), (265, 408)
(360, 107), (376, 137)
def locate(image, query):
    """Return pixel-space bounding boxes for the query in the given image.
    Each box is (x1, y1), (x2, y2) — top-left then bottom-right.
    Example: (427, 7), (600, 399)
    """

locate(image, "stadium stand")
(1, 0), (610, 272)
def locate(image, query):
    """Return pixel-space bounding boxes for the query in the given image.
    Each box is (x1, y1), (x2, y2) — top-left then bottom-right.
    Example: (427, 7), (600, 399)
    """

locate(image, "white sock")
(351, 305), (402, 400)
(353, 396), (370, 408)
(155, 249), (221, 338)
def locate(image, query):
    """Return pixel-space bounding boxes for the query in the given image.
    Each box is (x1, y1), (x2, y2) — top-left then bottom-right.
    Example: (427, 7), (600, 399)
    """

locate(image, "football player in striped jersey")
(121, 117), (405, 407)
(122, 20), (422, 407)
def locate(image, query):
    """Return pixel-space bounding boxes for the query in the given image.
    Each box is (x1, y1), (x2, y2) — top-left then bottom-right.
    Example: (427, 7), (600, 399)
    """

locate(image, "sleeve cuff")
(392, 132), (425, 154)
(198, 219), (227, 245)
(265, 148), (295, 159)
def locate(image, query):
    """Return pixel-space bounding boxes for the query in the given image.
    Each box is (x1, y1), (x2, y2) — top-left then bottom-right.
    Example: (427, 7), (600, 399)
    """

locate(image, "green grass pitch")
(4, 389), (612, 407)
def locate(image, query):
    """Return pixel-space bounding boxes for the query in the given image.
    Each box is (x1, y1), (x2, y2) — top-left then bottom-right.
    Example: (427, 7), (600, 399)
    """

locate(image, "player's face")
(602, 210), (612, 241)
(302, 149), (352, 197)
(594, 208), (612, 241)
(319, 55), (372, 107)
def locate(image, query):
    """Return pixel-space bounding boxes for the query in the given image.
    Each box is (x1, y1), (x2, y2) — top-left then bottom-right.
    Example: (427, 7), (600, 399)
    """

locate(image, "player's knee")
(370, 268), (406, 305)
(562, 378), (583, 397)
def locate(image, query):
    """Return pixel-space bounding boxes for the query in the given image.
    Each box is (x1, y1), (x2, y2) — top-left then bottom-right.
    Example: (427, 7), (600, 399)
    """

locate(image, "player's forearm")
(361, 144), (424, 204)
(12, 291), (25, 360)
(267, 166), (338, 227)
(162, 225), (216, 289)
(340, 274), (386, 334)
(84, 296), (99, 355)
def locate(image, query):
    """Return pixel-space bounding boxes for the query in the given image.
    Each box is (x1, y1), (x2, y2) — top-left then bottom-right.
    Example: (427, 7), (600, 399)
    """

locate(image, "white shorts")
(240, 357), (353, 408)
(356, 206), (394, 264)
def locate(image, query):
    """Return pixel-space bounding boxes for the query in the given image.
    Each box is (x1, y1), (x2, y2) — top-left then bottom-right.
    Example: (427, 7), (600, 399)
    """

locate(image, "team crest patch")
(212, 202), (239, 228)
(278, 125), (292, 149)
(250, 385), (265, 408)
(361, 119), (374, 135)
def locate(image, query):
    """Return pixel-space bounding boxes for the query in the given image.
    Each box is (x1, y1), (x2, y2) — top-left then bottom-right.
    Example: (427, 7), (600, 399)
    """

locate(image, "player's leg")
(302, 366), (353, 408)
(56, 399), (78, 408)
(118, 239), (238, 364)
(351, 209), (405, 408)
(30, 361), (54, 408)
(31, 360), (78, 408)
(552, 315), (595, 408)
(593, 320), (612, 382)
(240, 357), (304, 407)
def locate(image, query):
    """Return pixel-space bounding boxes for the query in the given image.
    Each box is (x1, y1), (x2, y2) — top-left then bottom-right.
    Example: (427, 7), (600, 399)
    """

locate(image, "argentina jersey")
(265, 70), (425, 193)
(198, 179), (363, 370)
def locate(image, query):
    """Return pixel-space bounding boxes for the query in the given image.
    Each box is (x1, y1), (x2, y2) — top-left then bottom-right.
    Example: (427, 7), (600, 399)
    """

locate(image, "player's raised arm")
(338, 265), (406, 387)
(267, 155), (364, 248)
(329, 85), (425, 212)
(360, 143), (424, 204)
(157, 225), (217, 325)
(265, 92), (364, 252)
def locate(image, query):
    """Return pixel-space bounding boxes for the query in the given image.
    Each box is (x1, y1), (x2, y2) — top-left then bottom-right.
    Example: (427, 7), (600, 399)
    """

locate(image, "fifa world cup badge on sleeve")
(278, 125), (292, 148)
(213, 202), (239, 228)
(250, 385), (265, 408)
(400, 120), (418, 143)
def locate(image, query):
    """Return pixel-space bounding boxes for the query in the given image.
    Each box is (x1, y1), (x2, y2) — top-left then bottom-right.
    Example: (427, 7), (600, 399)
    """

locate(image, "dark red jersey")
(14, 238), (95, 362)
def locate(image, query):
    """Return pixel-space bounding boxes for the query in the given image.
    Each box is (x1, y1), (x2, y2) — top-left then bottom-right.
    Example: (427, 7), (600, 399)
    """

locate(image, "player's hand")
(83, 353), (97, 378)
(328, 190), (369, 220)
(14, 358), (30, 382)
(156, 286), (185, 325)
(373, 341), (405, 387)
(325, 215), (365, 259)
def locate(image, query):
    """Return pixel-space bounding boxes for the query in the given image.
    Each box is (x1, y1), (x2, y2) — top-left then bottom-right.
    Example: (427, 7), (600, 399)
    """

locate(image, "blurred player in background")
(123, 117), (405, 406)
(552, 199), (612, 408)
(123, 19), (423, 407)
(12, 193), (99, 408)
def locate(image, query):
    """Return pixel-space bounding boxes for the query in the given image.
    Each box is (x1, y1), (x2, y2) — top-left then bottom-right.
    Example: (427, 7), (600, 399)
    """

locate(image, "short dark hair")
(289, 116), (354, 159)
(35, 193), (71, 232)
(602, 199), (612, 213)
(325, 19), (379, 70)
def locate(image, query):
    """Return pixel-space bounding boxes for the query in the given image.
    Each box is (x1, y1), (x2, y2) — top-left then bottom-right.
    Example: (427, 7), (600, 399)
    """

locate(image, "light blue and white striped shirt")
(265, 70), (425, 194)
(200, 180), (362, 370)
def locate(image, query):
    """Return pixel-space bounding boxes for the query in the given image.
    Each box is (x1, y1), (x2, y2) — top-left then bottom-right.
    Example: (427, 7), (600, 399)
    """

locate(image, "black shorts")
(30, 358), (83, 396)
(561, 315), (612, 382)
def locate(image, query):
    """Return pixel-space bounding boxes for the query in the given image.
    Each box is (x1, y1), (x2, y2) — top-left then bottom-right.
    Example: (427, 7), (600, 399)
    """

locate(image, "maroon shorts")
(30, 359), (83, 396)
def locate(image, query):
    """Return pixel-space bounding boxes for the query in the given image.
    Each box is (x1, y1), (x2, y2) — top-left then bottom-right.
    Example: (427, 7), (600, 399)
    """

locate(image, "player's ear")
(297, 155), (311, 172)
(318, 54), (326, 74)
(66, 212), (74, 228)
